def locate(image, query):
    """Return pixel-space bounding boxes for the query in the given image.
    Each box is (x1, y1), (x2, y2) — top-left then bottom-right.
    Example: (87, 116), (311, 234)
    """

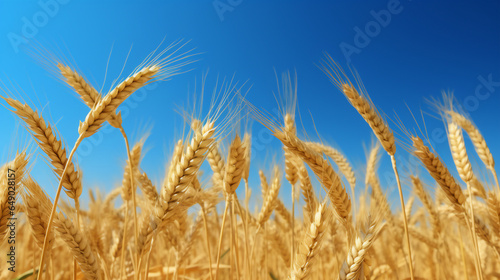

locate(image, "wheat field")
(1, 42), (499, 280)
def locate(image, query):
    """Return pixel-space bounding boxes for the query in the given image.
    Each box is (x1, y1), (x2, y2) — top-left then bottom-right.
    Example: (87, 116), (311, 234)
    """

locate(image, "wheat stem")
(215, 200), (230, 280)
(37, 134), (84, 280)
(120, 202), (130, 280)
(467, 182), (484, 280)
(119, 126), (139, 270)
(201, 205), (214, 280)
(390, 155), (414, 279)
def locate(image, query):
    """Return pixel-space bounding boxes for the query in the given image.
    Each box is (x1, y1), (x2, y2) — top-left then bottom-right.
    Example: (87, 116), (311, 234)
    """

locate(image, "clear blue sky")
(1, 1), (499, 210)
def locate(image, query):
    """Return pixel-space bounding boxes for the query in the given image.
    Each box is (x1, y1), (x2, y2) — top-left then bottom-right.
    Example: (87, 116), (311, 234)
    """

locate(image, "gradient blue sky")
(1, 1), (499, 209)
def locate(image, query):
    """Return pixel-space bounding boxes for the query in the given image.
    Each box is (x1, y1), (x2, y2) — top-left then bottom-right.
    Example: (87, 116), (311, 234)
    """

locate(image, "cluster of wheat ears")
(0, 42), (499, 280)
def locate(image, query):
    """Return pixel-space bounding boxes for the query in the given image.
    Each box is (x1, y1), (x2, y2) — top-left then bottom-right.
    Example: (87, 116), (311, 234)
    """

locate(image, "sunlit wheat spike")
(242, 132), (252, 181)
(320, 54), (395, 155)
(224, 134), (246, 195)
(54, 213), (102, 280)
(121, 139), (144, 201)
(284, 113), (299, 185)
(58, 63), (123, 128)
(139, 120), (216, 256)
(339, 216), (384, 280)
(410, 175), (440, 235)
(1, 97), (82, 199)
(207, 143), (226, 187)
(308, 142), (356, 192)
(446, 110), (494, 170)
(78, 65), (160, 138)
(57, 63), (102, 107)
(21, 177), (55, 251)
(258, 166), (282, 226)
(291, 202), (329, 280)
(448, 122), (473, 183)
(486, 192), (500, 238)
(296, 161), (318, 223)
(138, 172), (159, 204)
(259, 169), (269, 195)
(273, 129), (351, 224)
(0, 152), (28, 238)
(412, 136), (466, 206)
(161, 120), (215, 211)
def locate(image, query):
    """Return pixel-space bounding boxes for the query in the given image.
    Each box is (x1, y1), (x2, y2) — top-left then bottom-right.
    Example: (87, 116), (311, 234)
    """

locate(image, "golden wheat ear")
(0, 95), (83, 199)
(339, 214), (385, 280)
(320, 54), (415, 279)
(54, 212), (102, 280)
(20, 177), (56, 251)
(291, 201), (329, 280)
(245, 97), (352, 228)
(0, 152), (29, 239)
(431, 92), (498, 192)
(319, 53), (395, 155)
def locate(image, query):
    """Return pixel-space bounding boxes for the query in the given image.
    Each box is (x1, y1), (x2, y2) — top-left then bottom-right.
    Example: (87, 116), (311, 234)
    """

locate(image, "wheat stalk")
(446, 110), (499, 192)
(37, 44), (195, 278)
